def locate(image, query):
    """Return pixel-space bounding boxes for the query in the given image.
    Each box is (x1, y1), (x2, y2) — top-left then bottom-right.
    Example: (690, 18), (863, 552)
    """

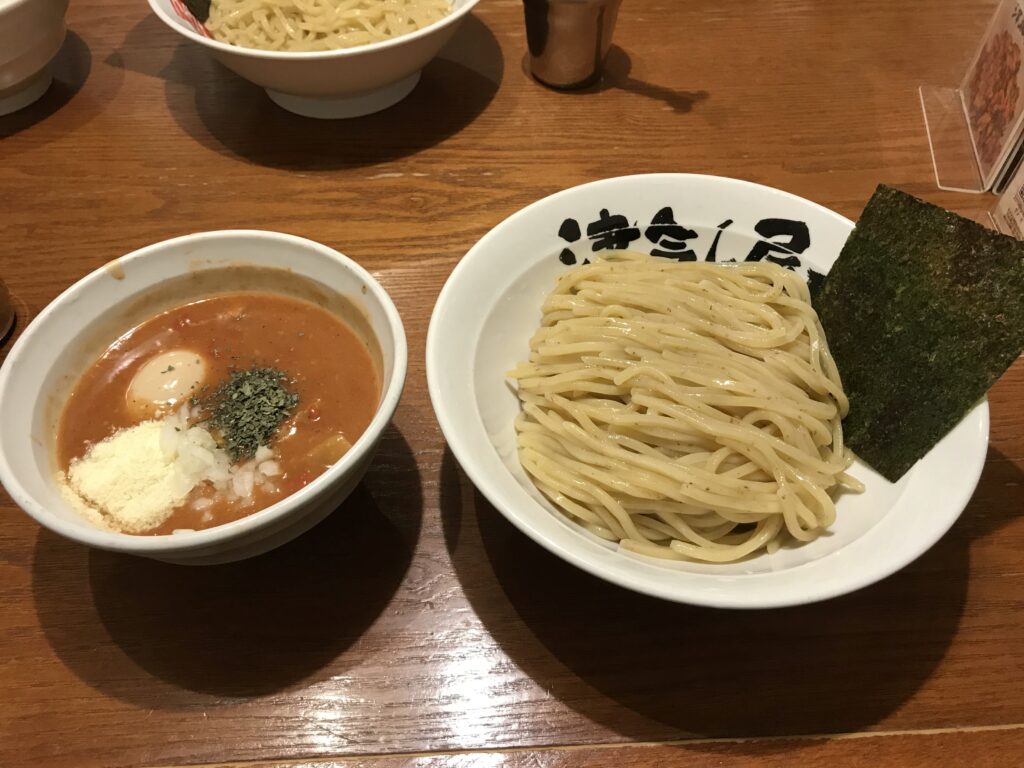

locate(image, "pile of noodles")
(207, 0), (451, 52)
(509, 252), (862, 564)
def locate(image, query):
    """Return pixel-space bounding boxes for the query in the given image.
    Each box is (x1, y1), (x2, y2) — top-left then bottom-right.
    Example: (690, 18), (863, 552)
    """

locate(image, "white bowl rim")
(426, 172), (989, 609)
(147, 0), (481, 61)
(0, 0), (54, 14)
(0, 229), (408, 554)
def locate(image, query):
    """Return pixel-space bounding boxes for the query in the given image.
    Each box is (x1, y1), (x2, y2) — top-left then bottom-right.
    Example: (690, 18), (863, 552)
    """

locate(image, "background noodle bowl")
(207, 0), (453, 52)
(148, 0), (482, 119)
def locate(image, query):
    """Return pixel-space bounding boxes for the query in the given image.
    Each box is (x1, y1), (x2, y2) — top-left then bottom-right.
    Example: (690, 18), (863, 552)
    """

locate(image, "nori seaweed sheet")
(183, 0), (210, 23)
(816, 185), (1024, 481)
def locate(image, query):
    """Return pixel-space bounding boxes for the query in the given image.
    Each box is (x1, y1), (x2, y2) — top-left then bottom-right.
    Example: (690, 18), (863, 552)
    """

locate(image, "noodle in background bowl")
(426, 174), (989, 608)
(0, 231), (408, 565)
(147, 0), (480, 118)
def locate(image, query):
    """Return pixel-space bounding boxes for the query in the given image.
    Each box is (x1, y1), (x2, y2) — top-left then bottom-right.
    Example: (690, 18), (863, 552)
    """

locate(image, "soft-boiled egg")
(127, 349), (207, 418)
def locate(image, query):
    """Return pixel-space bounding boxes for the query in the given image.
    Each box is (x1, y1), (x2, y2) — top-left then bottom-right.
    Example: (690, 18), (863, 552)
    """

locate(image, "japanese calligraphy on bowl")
(553, 205), (825, 290)
(552, 200), (828, 296)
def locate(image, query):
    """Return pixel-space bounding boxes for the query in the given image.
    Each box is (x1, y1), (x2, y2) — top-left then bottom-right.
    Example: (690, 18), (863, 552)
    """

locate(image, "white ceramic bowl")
(0, 0), (68, 116)
(0, 231), (407, 565)
(427, 174), (989, 609)
(148, 0), (480, 118)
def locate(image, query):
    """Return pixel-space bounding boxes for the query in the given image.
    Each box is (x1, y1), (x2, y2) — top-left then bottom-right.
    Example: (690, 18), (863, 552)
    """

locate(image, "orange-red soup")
(58, 292), (380, 534)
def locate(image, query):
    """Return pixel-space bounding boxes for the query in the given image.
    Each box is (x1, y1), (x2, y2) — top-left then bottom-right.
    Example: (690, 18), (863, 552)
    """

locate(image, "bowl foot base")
(0, 71), (53, 117)
(265, 72), (421, 119)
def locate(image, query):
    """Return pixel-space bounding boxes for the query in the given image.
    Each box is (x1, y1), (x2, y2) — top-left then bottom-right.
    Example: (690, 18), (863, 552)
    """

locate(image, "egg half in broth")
(126, 349), (207, 418)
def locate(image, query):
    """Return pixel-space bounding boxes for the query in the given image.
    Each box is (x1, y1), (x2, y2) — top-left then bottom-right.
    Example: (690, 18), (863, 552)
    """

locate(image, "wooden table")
(2, 0), (1022, 765)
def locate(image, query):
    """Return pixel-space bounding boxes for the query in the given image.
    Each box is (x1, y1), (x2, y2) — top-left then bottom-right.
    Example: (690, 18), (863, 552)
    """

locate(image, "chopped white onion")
(257, 460), (281, 477)
(151, 412), (280, 513)
(159, 420), (180, 460)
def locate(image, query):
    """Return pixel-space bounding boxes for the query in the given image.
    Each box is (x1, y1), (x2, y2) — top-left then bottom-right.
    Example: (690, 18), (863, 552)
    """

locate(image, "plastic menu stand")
(921, 0), (1024, 194)
(920, 84), (987, 193)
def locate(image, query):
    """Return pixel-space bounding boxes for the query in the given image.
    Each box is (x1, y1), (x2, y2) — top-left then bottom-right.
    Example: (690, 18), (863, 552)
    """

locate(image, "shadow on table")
(0, 32), (93, 141)
(440, 448), (1023, 753)
(106, 14), (502, 171)
(32, 425), (422, 706)
(521, 46), (708, 114)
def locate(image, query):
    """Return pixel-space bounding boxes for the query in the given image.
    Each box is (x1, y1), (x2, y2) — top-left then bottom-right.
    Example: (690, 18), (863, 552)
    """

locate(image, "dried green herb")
(203, 367), (298, 462)
(816, 185), (1024, 481)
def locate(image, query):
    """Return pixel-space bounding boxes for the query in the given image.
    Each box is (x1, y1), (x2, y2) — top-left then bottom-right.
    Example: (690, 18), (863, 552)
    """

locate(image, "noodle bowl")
(509, 252), (862, 564)
(206, 0), (452, 52)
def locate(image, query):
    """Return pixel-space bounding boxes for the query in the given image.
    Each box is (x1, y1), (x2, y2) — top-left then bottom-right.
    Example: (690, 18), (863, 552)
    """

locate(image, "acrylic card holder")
(921, 0), (1024, 193)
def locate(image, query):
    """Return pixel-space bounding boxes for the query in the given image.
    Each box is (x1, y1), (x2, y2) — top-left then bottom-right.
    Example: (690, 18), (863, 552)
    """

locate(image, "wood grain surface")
(1, 0), (1022, 766)
(160, 726), (1024, 767)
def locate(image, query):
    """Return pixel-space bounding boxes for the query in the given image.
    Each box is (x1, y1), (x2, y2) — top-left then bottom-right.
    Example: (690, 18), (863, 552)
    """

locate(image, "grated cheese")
(63, 420), (193, 533)
(60, 407), (279, 534)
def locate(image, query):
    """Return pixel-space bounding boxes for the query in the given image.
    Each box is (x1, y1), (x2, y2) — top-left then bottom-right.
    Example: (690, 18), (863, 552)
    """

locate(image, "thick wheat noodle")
(509, 252), (863, 564)
(207, 0), (451, 51)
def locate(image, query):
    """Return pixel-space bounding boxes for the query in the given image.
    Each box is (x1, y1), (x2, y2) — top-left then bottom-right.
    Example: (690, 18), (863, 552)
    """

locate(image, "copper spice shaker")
(523, 0), (623, 89)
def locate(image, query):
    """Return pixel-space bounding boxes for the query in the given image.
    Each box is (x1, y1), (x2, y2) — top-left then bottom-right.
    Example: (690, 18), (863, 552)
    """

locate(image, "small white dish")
(147, 0), (480, 119)
(0, 0), (68, 116)
(0, 231), (408, 565)
(427, 174), (989, 609)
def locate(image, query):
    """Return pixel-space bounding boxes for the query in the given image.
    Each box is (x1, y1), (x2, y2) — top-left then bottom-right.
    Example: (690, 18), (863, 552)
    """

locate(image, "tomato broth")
(58, 291), (380, 534)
